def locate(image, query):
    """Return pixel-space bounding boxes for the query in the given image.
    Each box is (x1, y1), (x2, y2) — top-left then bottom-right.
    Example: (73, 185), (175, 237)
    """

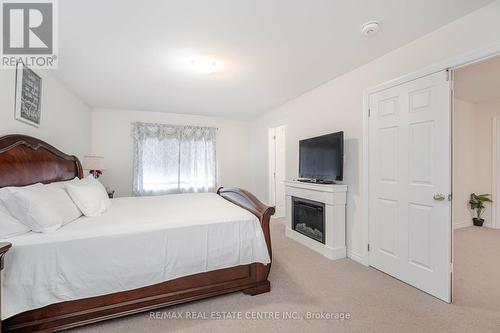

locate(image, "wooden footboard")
(217, 187), (275, 262)
(217, 187), (275, 295)
(0, 134), (275, 332)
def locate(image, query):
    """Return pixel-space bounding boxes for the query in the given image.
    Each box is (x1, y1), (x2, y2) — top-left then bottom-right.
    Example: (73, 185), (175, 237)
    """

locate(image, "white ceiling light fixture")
(188, 55), (223, 74)
(361, 20), (380, 37)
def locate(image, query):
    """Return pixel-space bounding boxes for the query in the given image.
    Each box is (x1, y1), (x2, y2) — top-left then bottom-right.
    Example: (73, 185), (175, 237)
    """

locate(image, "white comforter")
(2, 193), (270, 319)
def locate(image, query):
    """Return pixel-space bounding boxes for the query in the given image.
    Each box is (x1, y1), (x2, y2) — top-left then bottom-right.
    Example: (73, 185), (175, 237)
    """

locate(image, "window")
(132, 122), (217, 196)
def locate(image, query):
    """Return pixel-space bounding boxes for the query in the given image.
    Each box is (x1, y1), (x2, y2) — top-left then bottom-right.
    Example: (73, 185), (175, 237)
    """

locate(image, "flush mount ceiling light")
(361, 20), (380, 37)
(188, 55), (222, 74)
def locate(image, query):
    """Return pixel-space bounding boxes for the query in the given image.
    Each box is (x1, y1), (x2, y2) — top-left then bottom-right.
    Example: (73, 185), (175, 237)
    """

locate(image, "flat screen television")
(299, 131), (343, 183)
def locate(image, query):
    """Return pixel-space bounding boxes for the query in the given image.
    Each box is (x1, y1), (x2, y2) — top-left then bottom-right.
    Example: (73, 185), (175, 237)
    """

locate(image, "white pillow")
(47, 177), (80, 190)
(66, 176), (111, 217)
(1, 185), (82, 233)
(0, 183), (43, 213)
(46, 178), (83, 217)
(0, 203), (30, 238)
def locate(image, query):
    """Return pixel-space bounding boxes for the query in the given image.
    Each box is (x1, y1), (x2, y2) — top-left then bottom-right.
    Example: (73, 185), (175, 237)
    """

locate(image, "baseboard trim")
(454, 220), (472, 229)
(347, 250), (364, 264)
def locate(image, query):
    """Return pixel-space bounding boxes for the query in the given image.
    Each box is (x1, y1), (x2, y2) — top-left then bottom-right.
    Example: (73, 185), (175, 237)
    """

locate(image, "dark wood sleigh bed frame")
(0, 135), (275, 332)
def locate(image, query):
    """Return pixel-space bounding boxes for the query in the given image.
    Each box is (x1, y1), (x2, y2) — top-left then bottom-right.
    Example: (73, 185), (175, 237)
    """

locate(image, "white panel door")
(274, 126), (286, 218)
(269, 126), (286, 218)
(369, 71), (452, 302)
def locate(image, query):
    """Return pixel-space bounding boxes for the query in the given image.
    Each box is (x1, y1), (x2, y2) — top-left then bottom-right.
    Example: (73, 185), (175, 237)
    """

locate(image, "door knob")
(433, 193), (445, 201)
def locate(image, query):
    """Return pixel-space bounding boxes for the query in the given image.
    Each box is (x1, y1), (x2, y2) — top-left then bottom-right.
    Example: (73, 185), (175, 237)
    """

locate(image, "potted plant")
(469, 193), (493, 227)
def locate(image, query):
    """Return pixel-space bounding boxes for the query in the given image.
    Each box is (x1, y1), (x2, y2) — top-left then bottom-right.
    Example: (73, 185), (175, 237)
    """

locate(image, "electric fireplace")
(292, 196), (325, 244)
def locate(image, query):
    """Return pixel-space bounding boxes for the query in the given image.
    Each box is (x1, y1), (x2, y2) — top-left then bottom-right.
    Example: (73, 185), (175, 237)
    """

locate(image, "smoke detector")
(361, 21), (380, 37)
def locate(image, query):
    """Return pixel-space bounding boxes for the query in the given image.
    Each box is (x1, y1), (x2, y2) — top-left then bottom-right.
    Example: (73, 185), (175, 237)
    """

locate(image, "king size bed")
(0, 135), (274, 332)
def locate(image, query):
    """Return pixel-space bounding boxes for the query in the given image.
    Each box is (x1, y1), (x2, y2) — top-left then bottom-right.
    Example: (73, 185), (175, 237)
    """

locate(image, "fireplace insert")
(292, 196), (325, 244)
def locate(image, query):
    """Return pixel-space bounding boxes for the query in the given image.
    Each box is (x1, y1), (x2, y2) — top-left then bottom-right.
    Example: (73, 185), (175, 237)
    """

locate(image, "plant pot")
(473, 218), (484, 227)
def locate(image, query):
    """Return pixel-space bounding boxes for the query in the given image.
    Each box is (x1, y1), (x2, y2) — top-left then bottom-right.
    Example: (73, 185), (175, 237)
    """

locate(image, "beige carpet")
(72, 220), (500, 333)
(454, 226), (500, 314)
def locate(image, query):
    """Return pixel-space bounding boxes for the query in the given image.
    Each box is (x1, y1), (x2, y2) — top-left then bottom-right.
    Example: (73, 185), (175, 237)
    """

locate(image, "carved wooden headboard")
(0, 134), (83, 188)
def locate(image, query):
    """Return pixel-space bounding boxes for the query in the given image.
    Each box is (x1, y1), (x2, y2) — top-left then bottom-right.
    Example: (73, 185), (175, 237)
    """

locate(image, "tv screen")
(299, 131), (343, 182)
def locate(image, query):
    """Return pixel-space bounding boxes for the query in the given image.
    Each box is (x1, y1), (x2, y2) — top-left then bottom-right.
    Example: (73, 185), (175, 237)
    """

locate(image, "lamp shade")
(82, 155), (105, 171)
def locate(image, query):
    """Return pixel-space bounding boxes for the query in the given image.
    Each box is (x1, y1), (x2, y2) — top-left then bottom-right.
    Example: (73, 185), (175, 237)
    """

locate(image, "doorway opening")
(269, 125), (286, 218)
(452, 55), (500, 312)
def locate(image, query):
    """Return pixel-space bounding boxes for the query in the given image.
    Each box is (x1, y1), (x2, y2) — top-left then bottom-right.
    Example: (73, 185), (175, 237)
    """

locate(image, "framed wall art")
(15, 62), (42, 127)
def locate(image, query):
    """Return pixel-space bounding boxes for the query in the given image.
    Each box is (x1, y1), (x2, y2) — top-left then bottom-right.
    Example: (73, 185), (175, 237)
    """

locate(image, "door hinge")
(368, 109), (371, 117)
(448, 193), (452, 201)
(367, 243), (370, 252)
(450, 262), (453, 273)
(446, 68), (451, 82)
(273, 135), (276, 140)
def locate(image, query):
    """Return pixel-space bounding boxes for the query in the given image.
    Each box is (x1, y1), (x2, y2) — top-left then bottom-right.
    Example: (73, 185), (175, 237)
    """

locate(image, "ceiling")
(454, 56), (500, 103)
(53, 0), (493, 118)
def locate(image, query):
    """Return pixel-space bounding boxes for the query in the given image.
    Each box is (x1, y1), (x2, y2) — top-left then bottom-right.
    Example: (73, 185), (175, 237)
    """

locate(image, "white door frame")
(491, 116), (500, 229)
(361, 42), (500, 266)
(268, 125), (286, 217)
(268, 127), (277, 206)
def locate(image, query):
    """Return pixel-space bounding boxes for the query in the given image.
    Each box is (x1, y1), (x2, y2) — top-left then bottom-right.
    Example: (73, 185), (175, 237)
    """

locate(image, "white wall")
(0, 69), (91, 159)
(91, 109), (251, 197)
(249, 2), (500, 261)
(453, 99), (477, 229)
(474, 98), (500, 227)
(453, 98), (500, 228)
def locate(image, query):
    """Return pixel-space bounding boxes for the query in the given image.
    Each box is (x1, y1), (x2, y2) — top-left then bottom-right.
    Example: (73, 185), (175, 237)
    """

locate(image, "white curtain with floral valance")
(132, 122), (217, 196)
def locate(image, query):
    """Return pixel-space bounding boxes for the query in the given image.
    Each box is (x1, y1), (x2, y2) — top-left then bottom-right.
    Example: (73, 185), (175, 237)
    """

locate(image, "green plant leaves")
(469, 193), (493, 219)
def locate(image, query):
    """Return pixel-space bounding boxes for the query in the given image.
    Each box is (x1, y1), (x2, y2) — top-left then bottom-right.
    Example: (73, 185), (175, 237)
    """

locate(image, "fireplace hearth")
(292, 196), (325, 244)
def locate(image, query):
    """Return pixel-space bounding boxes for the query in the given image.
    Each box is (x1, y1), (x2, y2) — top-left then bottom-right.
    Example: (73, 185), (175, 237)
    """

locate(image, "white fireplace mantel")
(285, 180), (347, 260)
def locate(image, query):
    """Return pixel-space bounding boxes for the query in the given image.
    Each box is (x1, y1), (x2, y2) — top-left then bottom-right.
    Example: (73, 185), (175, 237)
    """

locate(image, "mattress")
(2, 193), (270, 319)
